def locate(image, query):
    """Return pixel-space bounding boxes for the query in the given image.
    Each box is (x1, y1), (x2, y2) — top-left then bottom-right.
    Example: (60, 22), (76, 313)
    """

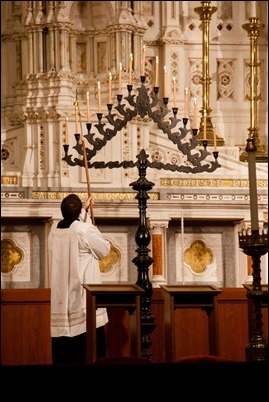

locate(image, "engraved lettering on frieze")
(1, 176), (18, 185)
(32, 191), (159, 201)
(160, 178), (268, 188)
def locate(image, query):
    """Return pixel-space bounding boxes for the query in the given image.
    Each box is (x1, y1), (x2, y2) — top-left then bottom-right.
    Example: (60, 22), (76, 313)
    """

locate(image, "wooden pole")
(77, 98), (95, 225)
(81, 138), (95, 225)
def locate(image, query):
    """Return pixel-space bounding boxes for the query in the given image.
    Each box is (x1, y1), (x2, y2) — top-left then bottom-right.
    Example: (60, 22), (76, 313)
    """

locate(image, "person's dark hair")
(61, 194), (82, 220)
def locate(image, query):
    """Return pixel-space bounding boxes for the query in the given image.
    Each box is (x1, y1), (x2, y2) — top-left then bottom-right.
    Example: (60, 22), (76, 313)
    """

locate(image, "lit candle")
(86, 92), (90, 123)
(184, 87), (189, 118)
(172, 76), (176, 107)
(108, 72), (112, 104)
(213, 124), (217, 150)
(65, 116), (69, 144)
(75, 103), (79, 133)
(193, 98), (198, 129)
(142, 45), (146, 76)
(119, 62), (122, 94)
(203, 110), (207, 140)
(97, 81), (101, 113)
(250, 1), (256, 18)
(155, 56), (159, 87)
(129, 53), (133, 85)
(163, 65), (167, 97)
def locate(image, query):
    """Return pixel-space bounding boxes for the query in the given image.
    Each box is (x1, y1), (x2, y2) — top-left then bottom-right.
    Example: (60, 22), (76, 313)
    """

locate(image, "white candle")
(129, 53), (133, 85)
(248, 148), (259, 231)
(97, 81), (101, 113)
(86, 92), (90, 123)
(142, 45), (146, 76)
(213, 124), (217, 150)
(75, 104), (79, 133)
(119, 62), (122, 94)
(250, 1), (256, 18)
(184, 87), (189, 118)
(203, 110), (207, 140)
(163, 65), (167, 97)
(108, 72), (112, 104)
(172, 76), (176, 107)
(155, 56), (159, 87)
(193, 98), (198, 129)
(65, 116), (69, 144)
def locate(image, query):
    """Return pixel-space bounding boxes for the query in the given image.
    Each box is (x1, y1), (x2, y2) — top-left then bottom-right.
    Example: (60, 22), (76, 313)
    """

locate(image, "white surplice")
(48, 212), (110, 337)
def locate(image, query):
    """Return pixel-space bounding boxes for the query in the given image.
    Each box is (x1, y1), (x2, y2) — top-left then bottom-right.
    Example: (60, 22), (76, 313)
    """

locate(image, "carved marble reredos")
(1, 2), (268, 226)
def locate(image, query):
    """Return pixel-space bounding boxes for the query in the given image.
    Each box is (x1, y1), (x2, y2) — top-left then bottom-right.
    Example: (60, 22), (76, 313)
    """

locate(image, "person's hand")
(84, 195), (93, 211)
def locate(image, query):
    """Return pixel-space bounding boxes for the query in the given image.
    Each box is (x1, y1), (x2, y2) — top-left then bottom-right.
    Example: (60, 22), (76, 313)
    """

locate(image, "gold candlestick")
(240, 17), (268, 163)
(194, 1), (216, 143)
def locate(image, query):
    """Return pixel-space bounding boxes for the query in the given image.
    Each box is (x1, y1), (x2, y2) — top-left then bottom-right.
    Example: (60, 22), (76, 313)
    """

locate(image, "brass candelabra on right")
(240, 16), (268, 163)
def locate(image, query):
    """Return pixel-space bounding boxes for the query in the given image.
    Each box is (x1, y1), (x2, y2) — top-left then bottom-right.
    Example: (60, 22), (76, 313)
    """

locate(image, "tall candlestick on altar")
(75, 103), (79, 133)
(203, 110), (207, 140)
(65, 116), (69, 144)
(129, 53), (133, 85)
(172, 76), (176, 107)
(250, 1), (256, 18)
(155, 56), (159, 87)
(119, 62), (122, 94)
(184, 87), (189, 118)
(97, 81), (101, 113)
(86, 92), (90, 122)
(108, 72), (112, 104)
(193, 98), (198, 129)
(163, 66), (167, 97)
(142, 45), (146, 76)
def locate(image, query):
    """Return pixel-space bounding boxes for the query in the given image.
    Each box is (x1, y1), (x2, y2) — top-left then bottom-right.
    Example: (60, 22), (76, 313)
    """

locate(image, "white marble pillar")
(38, 28), (43, 73)
(27, 30), (33, 74)
(233, 222), (243, 287)
(69, 33), (75, 73)
(49, 28), (55, 71)
(46, 121), (57, 187)
(59, 28), (65, 70)
(36, 124), (46, 187)
(44, 219), (54, 287)
(21, 124), (36, 187)
(32, 30), (37, 73)
(54, 28), (59, 71)
(115, 31), (121, 72)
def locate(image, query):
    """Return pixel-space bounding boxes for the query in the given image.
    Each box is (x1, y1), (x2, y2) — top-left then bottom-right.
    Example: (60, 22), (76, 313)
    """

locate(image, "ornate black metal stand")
(130, 149), (156, 357)
(239, 138), (268, 362)
(63, 76), (220, 358)
(239, 230), (268, 361)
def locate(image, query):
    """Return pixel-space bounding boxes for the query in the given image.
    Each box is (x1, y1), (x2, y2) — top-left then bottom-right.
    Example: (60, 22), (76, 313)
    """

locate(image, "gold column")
(240, 17), (268, 163)
(194, 1), (217, 144)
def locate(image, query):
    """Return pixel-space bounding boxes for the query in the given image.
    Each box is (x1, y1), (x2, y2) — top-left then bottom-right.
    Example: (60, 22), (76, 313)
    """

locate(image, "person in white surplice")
(48, 193), (110, 365)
